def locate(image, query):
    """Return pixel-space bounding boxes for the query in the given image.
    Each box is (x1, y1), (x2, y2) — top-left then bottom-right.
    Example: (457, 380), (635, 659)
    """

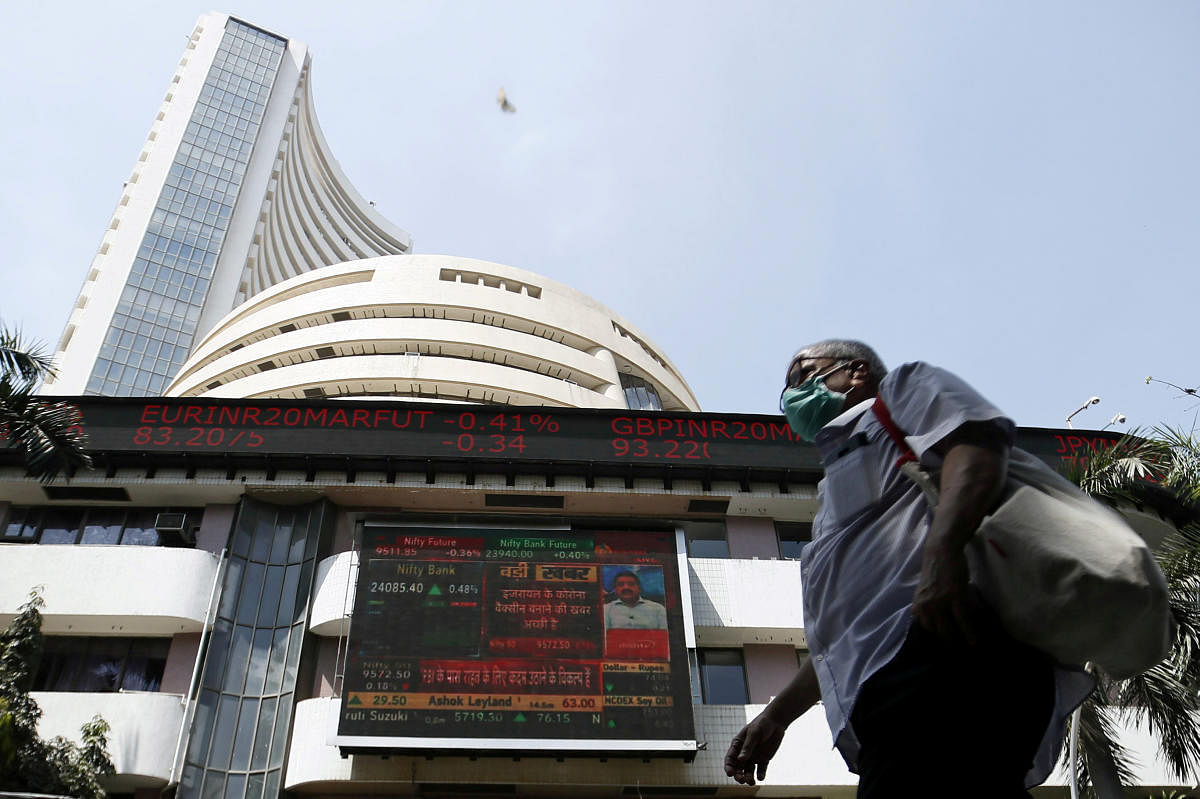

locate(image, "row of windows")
(684, 522), (812, 559)
(25, 633), (772, 708)
(34, 637), (169, 693)
(619, 373), (663, 411)
(2, 507), (199, 546)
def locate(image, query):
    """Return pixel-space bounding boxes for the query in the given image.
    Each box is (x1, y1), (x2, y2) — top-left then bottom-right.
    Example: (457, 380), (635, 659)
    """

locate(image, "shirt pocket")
(821, 446), (882, 525)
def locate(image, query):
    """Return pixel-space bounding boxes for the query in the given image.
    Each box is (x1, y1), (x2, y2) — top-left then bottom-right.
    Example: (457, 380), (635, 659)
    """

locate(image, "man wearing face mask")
(724, 340), (1091, 798)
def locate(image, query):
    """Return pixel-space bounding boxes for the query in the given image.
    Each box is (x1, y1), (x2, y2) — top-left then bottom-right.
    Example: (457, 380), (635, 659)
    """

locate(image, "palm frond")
(1066, 689), (1139, 796)
(0, 324), (54, 383)
(0, 376), (91, 482)
(1066, 428), (1200, 787)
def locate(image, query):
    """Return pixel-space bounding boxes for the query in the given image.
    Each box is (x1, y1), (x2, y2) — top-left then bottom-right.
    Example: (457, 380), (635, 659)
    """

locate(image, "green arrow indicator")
(428, 585), (442, 596)
(605, 683), (614, 692)
(607, 720), (617, 728)
(513, 713), (527, 723)
(348, 695), (362, 705)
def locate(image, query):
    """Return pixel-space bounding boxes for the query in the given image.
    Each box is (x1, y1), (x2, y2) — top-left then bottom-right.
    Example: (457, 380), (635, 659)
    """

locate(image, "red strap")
(871, 396), (917, 468)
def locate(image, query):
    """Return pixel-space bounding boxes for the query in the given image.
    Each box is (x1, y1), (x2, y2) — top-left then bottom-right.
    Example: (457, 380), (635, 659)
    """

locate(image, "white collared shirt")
(800, 361), (1090, 786)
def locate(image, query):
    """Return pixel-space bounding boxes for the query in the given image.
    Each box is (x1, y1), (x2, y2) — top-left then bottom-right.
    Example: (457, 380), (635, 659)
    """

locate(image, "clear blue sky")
(3, 1), (1197, 431)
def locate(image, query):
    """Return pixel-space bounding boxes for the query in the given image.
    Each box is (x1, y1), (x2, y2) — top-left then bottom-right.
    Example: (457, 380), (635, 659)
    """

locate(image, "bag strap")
(871, 396), (917, 467)
(872, 396), (941, 508)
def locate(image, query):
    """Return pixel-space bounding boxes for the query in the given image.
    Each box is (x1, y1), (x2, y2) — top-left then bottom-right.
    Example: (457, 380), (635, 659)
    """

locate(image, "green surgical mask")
(780, 362), (852, 442)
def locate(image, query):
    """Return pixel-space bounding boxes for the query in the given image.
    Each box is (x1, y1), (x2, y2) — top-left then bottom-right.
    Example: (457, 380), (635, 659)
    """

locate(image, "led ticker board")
(332, 526), (696, 755)
(50, 396), (822, 473)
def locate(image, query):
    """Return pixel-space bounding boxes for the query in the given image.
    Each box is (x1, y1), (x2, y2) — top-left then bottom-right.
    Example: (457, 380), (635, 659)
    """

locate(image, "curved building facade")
(165, 256), (698, 410)
(46, 12), (410, 397)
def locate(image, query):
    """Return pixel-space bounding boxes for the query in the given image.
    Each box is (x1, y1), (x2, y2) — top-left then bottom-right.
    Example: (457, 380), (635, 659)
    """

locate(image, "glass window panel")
(222, 624), (253, 694)
(244, 772), (264, 799)
(268, 694), (291, 769)
(218, 558), (244, 620)
(39, 508), (81, 544)
(263, 770), (280, 799)
(207, 692), (240, 770)
(229, 697), (259, 771)
(699, 649), (748, 705)
(81, 509), (125, 545)
(231, 512), (253, 558)
(202, 619), (233, 690)
(686, 523), (730, 559)
(275, 564), (301, 627)
(34, 637), (89, 691)
(244, 629), (272, 696)
(256, 566), (284, 627)
(248, 516), (273, 563)
(223, 773), (246, 799)
(200, 770), (226, 799)
(268, 511), (293, 563)
(178, 763), (201, 797)
(776, 522), (813, 560)
(187, 688), (219, 765)
(251, 696), (277, 770)
(288, 558), (315, 625)
(283, 626), (304, 688)
(263, 628), (289, 695)
(121, 638), (169, 692)
(76, 638), (129, 692)
(3, 507), (38, 540)
(237, 562), (265, 626)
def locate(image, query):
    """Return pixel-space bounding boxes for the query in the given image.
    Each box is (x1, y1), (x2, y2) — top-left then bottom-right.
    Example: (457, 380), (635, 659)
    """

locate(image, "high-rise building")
(47, 13), (412, 398)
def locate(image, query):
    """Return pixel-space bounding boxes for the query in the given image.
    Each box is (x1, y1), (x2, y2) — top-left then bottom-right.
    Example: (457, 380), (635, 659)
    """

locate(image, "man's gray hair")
(791, 339), (888, 380)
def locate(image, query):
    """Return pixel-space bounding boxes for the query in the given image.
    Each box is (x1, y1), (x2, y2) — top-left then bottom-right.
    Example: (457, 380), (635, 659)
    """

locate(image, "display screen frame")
(330, 521), (699, 758)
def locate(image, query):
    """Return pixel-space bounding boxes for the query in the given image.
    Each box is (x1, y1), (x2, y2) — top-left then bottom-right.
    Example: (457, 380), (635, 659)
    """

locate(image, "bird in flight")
(497, 87), (516, 113)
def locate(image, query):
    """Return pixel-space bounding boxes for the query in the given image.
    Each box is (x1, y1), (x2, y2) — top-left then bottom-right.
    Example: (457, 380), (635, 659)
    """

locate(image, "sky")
(2, 1), (1198, 431)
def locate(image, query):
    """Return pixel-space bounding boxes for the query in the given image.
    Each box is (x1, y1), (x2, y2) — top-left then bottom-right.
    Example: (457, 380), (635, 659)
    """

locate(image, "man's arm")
(912, 421), (1009, 643)
(724, 654), (821, 785)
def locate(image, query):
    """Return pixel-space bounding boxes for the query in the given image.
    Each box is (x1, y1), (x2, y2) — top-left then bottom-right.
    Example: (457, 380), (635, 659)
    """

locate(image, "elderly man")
(724, 340), (1091, 798)
(604, 571), (668, 629)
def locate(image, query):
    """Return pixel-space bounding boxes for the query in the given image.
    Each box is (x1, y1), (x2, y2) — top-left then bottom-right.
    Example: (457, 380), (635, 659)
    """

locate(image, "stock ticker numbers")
(83, 399), (816, 471)
(336, 528), (695, 748)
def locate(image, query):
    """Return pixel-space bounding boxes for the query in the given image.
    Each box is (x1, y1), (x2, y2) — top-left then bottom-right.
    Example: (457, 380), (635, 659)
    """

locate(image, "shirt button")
(815, 654), (824, 662)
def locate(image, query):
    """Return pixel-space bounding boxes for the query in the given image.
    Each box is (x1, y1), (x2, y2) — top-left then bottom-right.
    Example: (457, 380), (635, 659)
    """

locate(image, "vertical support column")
(589, 346), (626, 405)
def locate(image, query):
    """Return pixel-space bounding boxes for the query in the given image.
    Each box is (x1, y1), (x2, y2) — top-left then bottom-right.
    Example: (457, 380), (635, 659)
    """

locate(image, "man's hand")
(912, 534), (975, 643)
(724, 712), (788, 785)
(723, 656), (821, 785)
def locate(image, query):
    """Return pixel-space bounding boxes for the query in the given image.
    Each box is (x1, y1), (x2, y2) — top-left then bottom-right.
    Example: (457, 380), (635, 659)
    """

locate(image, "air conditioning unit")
(154, 512), (195, 546)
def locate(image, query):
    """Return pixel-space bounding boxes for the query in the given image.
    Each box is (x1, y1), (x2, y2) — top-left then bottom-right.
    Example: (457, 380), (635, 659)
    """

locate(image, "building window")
(619, 373), (663, 411)
(776, 522), (813, 559)
(1, 507), (199, 546)
(684, 522), (729, 558)
(699, 649), (748, 704)
(34, 637), (170, 692)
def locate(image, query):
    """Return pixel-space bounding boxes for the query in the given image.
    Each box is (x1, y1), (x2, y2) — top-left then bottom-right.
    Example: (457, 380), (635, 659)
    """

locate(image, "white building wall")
(0, 546), (220, 635)
(164, 256), (699, 410)
(36, 692), (186, 792)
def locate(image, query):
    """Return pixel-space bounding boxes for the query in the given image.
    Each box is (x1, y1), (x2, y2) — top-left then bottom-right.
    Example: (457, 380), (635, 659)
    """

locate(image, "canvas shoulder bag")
(872, 396), (1173, 679)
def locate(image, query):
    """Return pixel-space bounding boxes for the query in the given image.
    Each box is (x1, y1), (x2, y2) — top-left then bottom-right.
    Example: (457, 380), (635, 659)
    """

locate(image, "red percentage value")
(530, 414), (559, 432)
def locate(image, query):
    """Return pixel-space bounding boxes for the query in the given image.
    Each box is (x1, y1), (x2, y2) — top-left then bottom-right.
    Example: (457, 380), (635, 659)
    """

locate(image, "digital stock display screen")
(332, 526), (696, 755)
(59, 397), (822, 472)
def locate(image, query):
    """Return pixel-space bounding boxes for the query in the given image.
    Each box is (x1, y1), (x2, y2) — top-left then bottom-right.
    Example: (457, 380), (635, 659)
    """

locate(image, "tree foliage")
(0, 589), (115, 798)
(1067, 429), (1200, 796)
(0, 323), (91, 482)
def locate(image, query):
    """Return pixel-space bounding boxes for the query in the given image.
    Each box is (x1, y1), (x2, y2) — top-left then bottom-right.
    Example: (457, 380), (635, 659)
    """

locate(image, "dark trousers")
(850, 620), (1055, 799)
